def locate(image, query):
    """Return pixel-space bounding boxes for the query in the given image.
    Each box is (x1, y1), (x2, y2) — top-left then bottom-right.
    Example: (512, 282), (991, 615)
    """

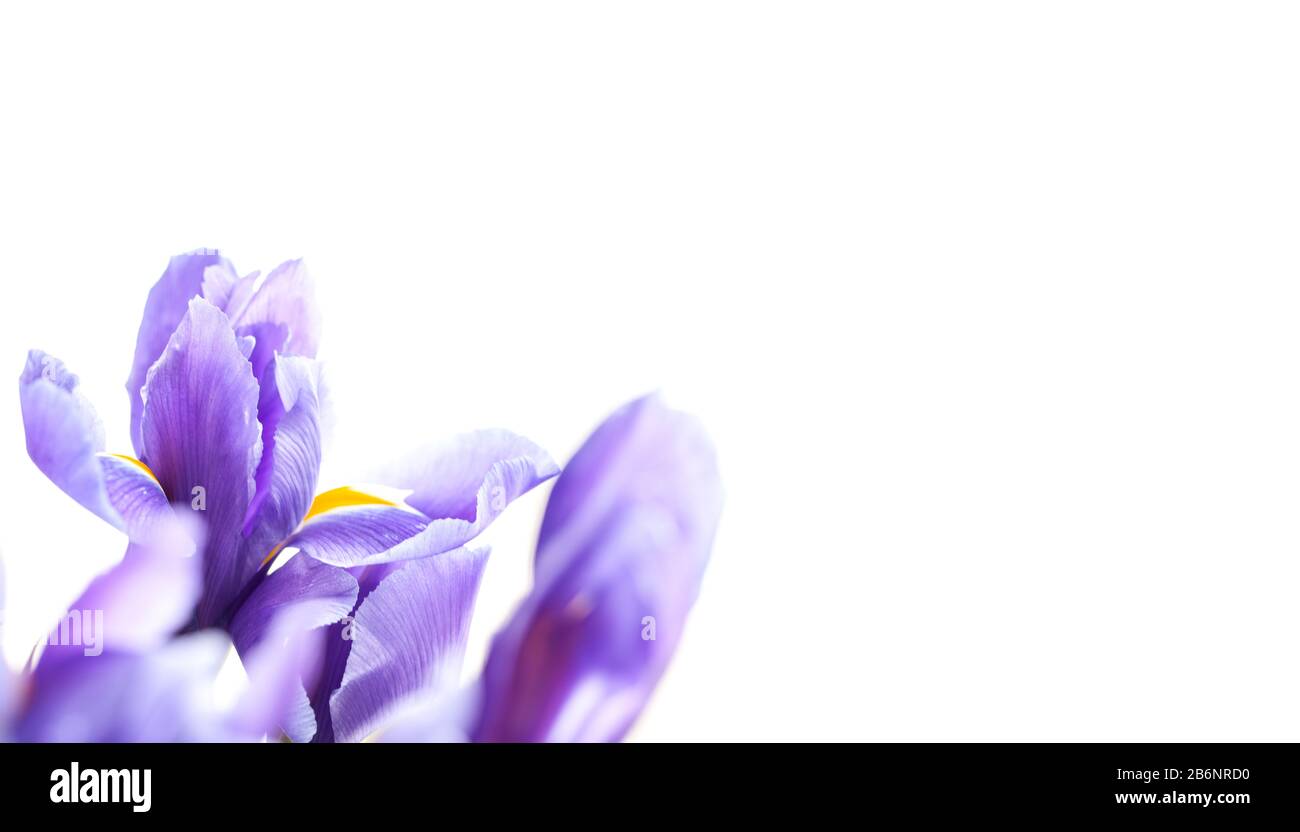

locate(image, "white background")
(2, 2), (1299, 740)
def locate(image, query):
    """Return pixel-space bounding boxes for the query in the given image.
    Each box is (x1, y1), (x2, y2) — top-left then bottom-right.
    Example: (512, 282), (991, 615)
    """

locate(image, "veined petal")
(328, 547), (489, 743)
(241, 356), (325, 558)
(228, 553), (358, 658)
(315, 430), (558, 568)
(20, 351), (171, 540)
(126, 249), (234, 455)
(283, 504), (429, 568)
(471, 394), (723, 743)
(100, 454), (171, 541)
(140, 298), (263, 628)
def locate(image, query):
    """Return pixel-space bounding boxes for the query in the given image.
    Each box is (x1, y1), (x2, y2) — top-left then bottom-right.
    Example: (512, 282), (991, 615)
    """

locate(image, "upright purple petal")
(231, 259), (321, 359)
(328, 547), (489, 743)
(471, 394), (723, 742)
(241, 356), (325, 560)
(126, 249), (233, 455)
(140, 298), (263, 627)
(200, 261), (260, 320)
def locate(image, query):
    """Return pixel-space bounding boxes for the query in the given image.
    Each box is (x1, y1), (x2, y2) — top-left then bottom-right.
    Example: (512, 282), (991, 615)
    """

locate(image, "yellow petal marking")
(303, 486), (399, 522)
(107, 453), (160, 485)
(259, 486), (401, 568)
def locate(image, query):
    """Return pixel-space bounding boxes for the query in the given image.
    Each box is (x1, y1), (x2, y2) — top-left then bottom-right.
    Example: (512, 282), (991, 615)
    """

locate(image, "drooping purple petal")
(139, 298), (263, 628)
(313, 430), (558, 568)
(327, 547), (489, 743)
(471, 394), (723, 742)
(20, 351), (172, 540)
(100, 455), (172, 541)
(126, 249), (234, 456)
(20, 351), (118, 527)
(283, 504), (430, 567)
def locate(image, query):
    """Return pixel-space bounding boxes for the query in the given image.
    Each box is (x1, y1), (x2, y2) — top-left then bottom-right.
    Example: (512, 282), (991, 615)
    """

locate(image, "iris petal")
(126, 249), (234, 456)
(139, 298), (263, 628)
(328, 547), (489, 743)
(299, 430), (559, 568)
(472, 394), (723, 742)
(20, 351), (170, 541)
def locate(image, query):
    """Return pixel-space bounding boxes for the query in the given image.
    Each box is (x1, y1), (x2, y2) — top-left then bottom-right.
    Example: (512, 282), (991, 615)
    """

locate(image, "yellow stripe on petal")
(107, 453), (160, 484)
(259, 486), (405, 570)
(303, 486), (399, 522)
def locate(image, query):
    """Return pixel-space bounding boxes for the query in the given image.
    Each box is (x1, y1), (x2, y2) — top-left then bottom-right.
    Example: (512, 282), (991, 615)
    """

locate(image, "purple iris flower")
(19, 250), (557, 742)
(1, 518), (319, 742)
(384, 394), (724, 742)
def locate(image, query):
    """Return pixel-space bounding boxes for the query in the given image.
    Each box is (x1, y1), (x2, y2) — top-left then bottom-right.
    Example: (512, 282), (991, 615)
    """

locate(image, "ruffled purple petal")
(315, 430), (558, 568)
(126, 249), (234, 455)
(471, 394), (723, 742)
(139, 298), (263, 628)
(328, 547), (489, 743)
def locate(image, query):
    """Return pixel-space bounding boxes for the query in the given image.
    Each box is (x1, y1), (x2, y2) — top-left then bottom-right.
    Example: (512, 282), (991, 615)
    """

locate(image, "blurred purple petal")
(230, 604), (327, 741)
(35, 516), (201, 674)
(139, 298), (263, 628)
(472, 394), (722, 742)
(16, 631), (234, 742)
